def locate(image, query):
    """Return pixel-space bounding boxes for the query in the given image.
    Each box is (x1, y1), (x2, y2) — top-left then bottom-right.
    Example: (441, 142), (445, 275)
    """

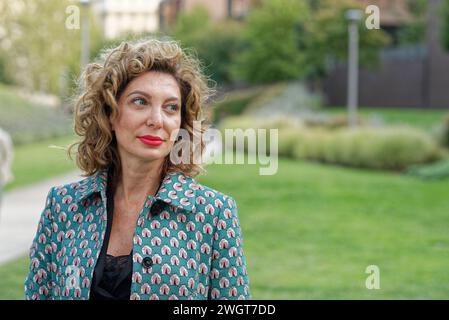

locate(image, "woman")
(0, 126), (13, 215)
(24, 39), (251, 300)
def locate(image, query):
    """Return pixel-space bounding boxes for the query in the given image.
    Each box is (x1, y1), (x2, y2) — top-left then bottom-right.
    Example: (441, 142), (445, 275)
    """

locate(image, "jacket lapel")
(74, 168), (197, 214)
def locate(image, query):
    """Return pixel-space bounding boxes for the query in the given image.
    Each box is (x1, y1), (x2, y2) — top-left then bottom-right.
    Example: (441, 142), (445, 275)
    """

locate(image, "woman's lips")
(138, 135), (164, 147)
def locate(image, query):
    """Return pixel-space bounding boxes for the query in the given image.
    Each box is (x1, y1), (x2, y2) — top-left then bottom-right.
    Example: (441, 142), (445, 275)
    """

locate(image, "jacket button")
(151, 200), (165, 215)
(142, 256), (153, 268)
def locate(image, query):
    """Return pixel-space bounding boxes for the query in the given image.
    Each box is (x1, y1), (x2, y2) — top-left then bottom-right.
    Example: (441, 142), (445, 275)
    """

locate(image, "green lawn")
(2, 158), (448, 299)
(326, 106), (449, 130)
(0, 257), (28, 300)
(200, 159), (449, 299)
(0, 84), (72, 145)
(4, 134), (78, 192)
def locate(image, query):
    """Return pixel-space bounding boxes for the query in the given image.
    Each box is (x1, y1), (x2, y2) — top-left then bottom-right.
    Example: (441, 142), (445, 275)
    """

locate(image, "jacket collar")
(74, 168), (198, 213)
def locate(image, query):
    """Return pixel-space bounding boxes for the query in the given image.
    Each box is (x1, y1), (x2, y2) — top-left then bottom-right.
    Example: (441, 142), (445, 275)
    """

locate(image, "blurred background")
(0, 0), (448, 299)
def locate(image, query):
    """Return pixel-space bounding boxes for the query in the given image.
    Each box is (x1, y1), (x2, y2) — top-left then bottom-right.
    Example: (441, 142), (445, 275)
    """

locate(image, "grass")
(0, 84), (72, 145)
(0, 82), (448, 299)
(325, 106), (449, 130)
(199, 159), (449, 299)
(4, 134), (78, 192)
(2, 158), (448, 299)
(0, 257), (28, 300)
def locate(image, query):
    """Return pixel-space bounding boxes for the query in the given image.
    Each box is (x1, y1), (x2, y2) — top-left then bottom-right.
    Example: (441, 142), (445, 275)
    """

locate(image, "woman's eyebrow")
(126, 90), (180, 102)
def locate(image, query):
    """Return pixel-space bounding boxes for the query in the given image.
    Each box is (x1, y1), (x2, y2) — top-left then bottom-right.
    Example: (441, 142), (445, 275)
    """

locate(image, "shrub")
(218, 116), (444, 171)
(278, 128), (300, 158)
(407, 158), (449, 180)
(170, 8), (246, 85)
(218, 115), (303, 157)
(212, 86), (266, 122)
(434, 114), (449, 148)
(293, 126), (443, 170)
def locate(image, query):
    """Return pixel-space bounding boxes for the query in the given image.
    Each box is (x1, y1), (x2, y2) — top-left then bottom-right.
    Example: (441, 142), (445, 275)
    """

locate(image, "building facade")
(92, 0), (162, 39)
(159, 0), (252, 30)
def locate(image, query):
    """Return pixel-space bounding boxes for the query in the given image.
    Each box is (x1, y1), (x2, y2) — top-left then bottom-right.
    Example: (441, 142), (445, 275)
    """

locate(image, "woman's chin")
(135, 149), (167, 162)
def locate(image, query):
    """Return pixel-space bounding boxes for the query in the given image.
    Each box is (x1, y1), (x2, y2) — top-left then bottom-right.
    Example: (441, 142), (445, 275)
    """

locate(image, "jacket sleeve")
(208, 197), (251, 300)
(24, 187), (55, 300)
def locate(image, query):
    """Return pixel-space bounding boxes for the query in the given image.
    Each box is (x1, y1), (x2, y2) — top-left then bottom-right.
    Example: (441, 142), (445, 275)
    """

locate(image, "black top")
(90, 168), (133, 300)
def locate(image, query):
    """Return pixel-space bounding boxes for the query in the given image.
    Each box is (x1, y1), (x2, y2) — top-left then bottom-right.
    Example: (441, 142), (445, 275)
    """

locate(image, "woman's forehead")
(123, 71), (181, 98)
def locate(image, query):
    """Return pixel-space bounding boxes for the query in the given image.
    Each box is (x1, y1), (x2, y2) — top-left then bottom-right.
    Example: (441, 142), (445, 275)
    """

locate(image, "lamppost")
(80, 0), (91, 71)
(345, 9), (363, 128)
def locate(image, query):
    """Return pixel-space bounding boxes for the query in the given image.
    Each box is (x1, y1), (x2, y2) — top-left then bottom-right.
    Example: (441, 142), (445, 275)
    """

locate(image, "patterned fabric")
(24, 169), (251, 300)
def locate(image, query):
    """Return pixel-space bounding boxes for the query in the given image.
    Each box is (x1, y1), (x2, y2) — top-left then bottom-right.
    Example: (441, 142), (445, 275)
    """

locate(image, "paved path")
(0, 171), (82, 265)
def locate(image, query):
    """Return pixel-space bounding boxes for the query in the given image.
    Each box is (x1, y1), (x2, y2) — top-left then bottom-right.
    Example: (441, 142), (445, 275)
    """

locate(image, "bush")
(232, 0), (309, 83)
(212, 86), (266, 122)
(278, 128), (300, 158)
(169, 8), (246, 85)
(218, 115), (444, 171)
(293, 126), (443, 170)
(434, 114), (449, 148)
(218, 115), (303, 157)
(407, 158), (449, 180)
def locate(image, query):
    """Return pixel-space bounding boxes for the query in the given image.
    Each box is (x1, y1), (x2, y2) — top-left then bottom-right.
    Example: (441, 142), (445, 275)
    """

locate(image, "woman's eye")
(132, 98), (146, 106)
(167, 104), (179, 112)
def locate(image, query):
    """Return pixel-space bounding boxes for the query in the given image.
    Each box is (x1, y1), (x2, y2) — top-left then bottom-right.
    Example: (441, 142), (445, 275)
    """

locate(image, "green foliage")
(434, 114), (449, 148)
(163, 0), (392, 85)
(442, 0), (449, 51)
(170, 7), (212, 45)
(243, 83), (289, 114)
(219, 115), (444, 171)
(407, 158), (449, 180)
(300, 126), (442, 170)
(303, 0), (391, 79)
(277, 128), (300, 158)
(233, 0), (390, 84)
(0, 54), (13, 85)
(169, 8), (246, 84)
(0, 0), (103, 96)
(212, 86), (265, 122)
(232, 0), (309, 83)
(396, 0), (427, 45)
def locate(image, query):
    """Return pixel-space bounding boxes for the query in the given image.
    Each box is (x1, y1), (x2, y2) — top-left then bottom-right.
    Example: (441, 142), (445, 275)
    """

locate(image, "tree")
(0, 0), (103, 96)
(232, 0), (309, 84)
(232, 0), (390, 85)
(442, 0), (449, 51)
(397, 0), (428, 45)
(303, 0), (391, 81)
(169, 6), (246, 85)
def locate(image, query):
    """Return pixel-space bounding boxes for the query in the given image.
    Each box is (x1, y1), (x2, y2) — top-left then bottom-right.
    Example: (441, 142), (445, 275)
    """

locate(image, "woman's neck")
(113, 157), (165, 208)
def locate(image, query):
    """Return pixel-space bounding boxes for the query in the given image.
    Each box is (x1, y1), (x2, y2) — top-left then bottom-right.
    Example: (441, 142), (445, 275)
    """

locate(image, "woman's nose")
(145, 106), (163, 128)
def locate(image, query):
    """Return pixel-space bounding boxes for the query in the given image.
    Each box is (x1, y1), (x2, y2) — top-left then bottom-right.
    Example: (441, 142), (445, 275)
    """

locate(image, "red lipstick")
(137, 135), (164, 147)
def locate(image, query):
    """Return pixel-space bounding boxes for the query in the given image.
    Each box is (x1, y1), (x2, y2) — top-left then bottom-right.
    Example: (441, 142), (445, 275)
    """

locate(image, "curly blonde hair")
(67, 38), (214, 180)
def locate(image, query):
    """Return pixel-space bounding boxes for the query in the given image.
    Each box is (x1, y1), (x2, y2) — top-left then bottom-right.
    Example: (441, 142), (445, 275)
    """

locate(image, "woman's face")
(110, 71), (182, 166)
